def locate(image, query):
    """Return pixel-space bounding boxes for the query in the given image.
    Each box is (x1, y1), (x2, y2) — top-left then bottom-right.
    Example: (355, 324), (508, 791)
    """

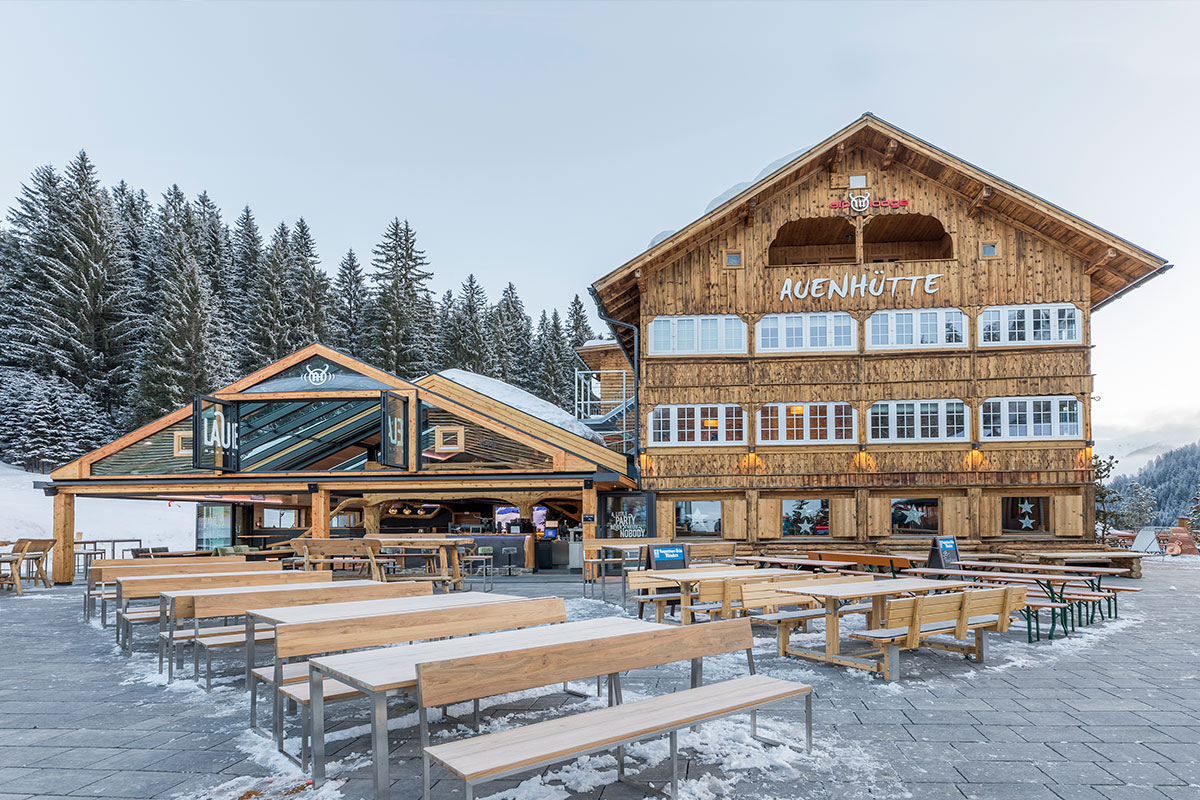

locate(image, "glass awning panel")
(238, 399), (380, 472)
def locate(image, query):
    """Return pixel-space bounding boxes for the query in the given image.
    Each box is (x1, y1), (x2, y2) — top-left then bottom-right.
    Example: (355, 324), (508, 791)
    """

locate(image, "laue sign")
(779, 269), (944, 302)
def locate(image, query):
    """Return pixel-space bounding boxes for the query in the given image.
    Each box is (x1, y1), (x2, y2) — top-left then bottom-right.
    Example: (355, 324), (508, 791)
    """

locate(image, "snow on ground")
(437, 370), (605, 444)
(0, 461), (194, 551)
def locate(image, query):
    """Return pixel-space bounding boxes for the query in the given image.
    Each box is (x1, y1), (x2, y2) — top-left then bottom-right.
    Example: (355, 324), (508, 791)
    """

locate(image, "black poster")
(598, 492), (655, 538)
(380, 391), (408, 469)
(647, 543), (688, 570)
(927, 535), (961, 570)
(192, 396), (240, 472)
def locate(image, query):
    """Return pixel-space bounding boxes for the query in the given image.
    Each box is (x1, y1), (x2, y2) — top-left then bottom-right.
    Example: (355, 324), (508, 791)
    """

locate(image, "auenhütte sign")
(779, 269), (944, 302)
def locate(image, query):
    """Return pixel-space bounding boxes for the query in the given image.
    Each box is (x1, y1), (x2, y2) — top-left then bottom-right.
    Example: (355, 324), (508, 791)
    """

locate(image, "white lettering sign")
(304, 363), (333, 386)
(611, 511), (647, 538)
(202, 409), (239, 453)
(779, 270), (943, 303)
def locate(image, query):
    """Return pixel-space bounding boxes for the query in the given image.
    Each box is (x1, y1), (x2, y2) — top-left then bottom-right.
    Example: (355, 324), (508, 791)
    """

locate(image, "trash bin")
(535, 539), (554, 571)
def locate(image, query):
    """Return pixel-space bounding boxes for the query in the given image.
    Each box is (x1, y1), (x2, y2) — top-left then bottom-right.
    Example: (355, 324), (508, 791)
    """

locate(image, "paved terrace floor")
(1, 562), (1198, 800)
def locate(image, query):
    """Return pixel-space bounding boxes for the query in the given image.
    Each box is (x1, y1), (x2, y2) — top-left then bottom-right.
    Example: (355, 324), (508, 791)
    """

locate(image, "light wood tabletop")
(736, 556), (857, 570)
(640, 567), (796, 624)
(246, 591), (524, 626)
(951, 561), (1130, 576)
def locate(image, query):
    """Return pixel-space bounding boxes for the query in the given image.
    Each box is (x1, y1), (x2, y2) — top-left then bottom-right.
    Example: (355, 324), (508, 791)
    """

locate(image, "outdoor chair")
(460, 544), (494, 591)
(74, 532), (105, 578)
(0, 539), (32, 595)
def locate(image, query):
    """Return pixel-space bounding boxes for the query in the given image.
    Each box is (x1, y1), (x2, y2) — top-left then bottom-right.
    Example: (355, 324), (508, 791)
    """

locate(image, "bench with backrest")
(849, 587), (1026, 680)
(741, 575), (877, 655)
(184, 580), (434, 690)
(685, 541), (738, 564)
(293, 538), (383, 581)
(84, 556), (247, 623)
(686, 570), (799, 622)
(626, 564), (736, 622)
(0, 538), (54, 595)
(265, 596), (564, 767)
(806, 550), (914, 577)
(418, 617), (813, 800)
(114, 568), (313, 649)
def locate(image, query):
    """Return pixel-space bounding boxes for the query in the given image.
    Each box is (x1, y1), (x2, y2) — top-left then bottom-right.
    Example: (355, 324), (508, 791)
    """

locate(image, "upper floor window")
(757, 312), (856, 354)
(979, 396), (1082, 441)
(978, 304), (1081, 347)
(866, 308), (966, 350)
(649, 315), (746, 356)
(649, 404), (747, 446)
(758, 402), (856, 444)
(868, 399), (969, 443)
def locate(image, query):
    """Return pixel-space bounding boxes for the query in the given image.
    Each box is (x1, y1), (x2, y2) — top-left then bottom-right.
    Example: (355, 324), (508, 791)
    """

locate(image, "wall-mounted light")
(307, 483), (319, 493)
(1085, 440), (1095, 447)
(858, 444), (867, 452)
(971, 442), (980, 450)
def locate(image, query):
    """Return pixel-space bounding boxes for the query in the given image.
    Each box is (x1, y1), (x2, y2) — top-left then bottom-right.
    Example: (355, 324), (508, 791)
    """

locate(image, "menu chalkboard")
(648, 544), (688, 570)
(927, 536), (960, 570)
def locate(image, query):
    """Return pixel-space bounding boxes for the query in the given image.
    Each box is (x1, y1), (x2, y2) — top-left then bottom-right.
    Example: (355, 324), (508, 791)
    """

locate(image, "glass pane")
(982, 401), (1002, 438)
(1008, 400), (1028, 437)
(920, 312), (938, 345)
(785, 405), (804, 442)
(946, 401), (966, 439)
(675, 319), (695, 351)
(760, 317), (779, 349)
(891, 498), (939, 535)
(699, 406), (720, 442)
(1059, 400), (1080, 436)
(982, 310), (1001, 343)
(675, 500), (722, 535)
(724, 406), (743, 443)
(782, 499), (830, 536)
(700, 318), (719, 351)
(1057, 308), (1077, 341)
(870, 314), (889, 346)
(676, 406), (696, 442)
(919, 402), (939, 438)
(1033, 309), (1051, 341)
(809, 315), (827, 347)
(724, 318), (743, 350)
(869, 404), (889, 439)
(380, 391), (408, 468)
(242, 355), (390, 393)
(1008, 310), (1025, 342)
(833, 314), (852, 347)
(945, 310), (963, 344)
(194, 397), (240, 471)
(895, 313), (913, 345)
(1002, 497), (1049, 533)
(834, 404), (854, 440)
(760, 406), (779, 442)
(1032, 400), (1052, 436)
(809, 404), (828, 441)
(785, 316), (804, 348)
(651, 407), (671, 443)
(895, 403), (915, 439)
(653, 319), (671, 353)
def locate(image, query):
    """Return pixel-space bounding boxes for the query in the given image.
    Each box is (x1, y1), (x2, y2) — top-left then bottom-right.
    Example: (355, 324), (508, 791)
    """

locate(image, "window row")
(649, 396), (1083, 445)
(650, 305), (1082, 356)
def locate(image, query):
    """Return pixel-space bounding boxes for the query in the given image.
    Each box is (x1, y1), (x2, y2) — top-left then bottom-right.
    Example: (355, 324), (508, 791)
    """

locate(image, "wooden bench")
(806, 550), (914, 577)
(626, 564), (736, 622)
(685, 541), (738, 563)
(418, 617), (812, 800)
(265, 596), (564, 767)
(293, 538), (383, 581)
(742, 575), (876, 655)
(849, 587), (1026, 680)
(0, 538), (55, 595)
(84, 556), (247, 623)
(687, 570), (798, 622)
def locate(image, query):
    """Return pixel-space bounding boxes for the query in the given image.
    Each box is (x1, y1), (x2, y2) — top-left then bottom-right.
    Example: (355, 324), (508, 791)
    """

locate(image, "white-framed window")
(978, 304), (1082, 347)
(866, 308), (966, 350)
(757, 403), (856, 444)
(756, 312), (856, 354)
(649, 404), (747, 446)
(849, 174), (868, 189)
(979, 396), (1083, 441)
(867, 399), (969, 443)
(648, 315), (746, 355)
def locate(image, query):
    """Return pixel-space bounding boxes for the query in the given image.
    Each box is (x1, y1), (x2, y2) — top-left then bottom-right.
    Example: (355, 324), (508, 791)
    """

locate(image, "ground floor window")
(782, 499), (830, 536)
(675, 500), (722, 535)
(262, 508), (300, 528)
(196, 504), (233, 550)
(1002, 496), (1050, 534)
(890, 497), (939, 536)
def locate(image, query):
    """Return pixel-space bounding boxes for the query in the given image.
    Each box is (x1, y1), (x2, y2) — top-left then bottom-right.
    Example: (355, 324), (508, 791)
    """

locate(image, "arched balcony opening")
(863, 214), (953, 262)
(768, 217), (856, 266)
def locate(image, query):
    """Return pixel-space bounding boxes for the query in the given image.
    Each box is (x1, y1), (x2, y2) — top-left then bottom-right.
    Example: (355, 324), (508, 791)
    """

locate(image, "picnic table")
(641, 567), (796, 624)
(1028, 551), (1153, 579)
(79, 537), (144, 559)
(778, 577), (971, 674)
(309, 616), (671, 798)
(736, 555), (856, 571)
(368, 536), (471, 591)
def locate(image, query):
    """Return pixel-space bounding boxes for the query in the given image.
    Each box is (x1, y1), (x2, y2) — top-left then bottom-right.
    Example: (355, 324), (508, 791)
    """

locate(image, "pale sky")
(1, 1), (1196, 463)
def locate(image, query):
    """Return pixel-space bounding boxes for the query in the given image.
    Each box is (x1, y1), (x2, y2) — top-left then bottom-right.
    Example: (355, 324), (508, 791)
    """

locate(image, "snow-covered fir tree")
(368, 218), (435, 378)
(1120, 481), (1158, 531)
(330, 249), (370, 358)
(1187, 485), (1200, 531)
(492, 282), (535, 390)
(243, 223), (297, 371)
(565, 293), (596, 347)
(449, 273), (496, 375)
(189, 191), (238, 387)
(289, 218), (332, 347)
(230, 206), (263, 363)
(433, 289), (456, 371)
(533, 309), (574, 410)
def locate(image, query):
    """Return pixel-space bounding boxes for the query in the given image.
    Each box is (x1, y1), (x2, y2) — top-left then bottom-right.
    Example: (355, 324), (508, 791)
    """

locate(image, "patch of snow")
(437, 370), (604, 444)
(648, 229), (676, 248)
(578, 338), (615, 349)
(0, 461), (194, 551)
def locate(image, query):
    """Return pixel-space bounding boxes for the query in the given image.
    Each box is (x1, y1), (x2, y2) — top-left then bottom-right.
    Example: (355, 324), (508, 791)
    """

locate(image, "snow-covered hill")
(0, 462), (195, 551)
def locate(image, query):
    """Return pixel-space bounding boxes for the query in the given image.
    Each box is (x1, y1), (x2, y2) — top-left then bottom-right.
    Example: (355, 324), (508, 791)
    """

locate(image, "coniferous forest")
(0, 152), (599, 473)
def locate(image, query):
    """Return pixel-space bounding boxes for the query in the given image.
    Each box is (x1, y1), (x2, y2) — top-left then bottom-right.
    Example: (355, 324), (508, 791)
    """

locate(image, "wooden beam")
(1085, 247), (1120, 276)
(310, 487), (331, 539)
(52, 492), (75, 584)
(881, 138), (899, 169)
(830, 142), (845, 173)
(967, 185), (994, 219)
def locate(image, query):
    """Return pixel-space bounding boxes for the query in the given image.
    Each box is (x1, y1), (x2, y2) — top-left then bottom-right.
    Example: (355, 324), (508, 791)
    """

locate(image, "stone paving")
(1, 561), (1198, 800)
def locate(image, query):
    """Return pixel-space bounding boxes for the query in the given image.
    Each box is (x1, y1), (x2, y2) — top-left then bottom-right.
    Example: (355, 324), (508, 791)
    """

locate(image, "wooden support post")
(967, 487), (982, 542)
(855, 489), (870, 543)
(310, 488), (331, 540)
(582, 483), (597, 580)
(746, 490), (759, 544)
(52, 491), (75, 584)
(363, 504), (381, 537)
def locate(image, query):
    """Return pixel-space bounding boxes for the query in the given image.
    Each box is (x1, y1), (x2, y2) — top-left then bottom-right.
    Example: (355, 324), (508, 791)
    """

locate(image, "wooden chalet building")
(583, 113), (1170, 551)
(42, 344), (633, 583)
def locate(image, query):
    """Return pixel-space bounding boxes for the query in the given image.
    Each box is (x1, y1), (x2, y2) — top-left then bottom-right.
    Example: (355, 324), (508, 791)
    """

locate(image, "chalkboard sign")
(647, 544), (688, 571)
(582, 514), (596, 524)
(927, 535), (960, 570)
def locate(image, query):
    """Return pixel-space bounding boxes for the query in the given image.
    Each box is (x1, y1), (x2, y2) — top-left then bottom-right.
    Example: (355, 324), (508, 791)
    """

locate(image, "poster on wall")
(598, 492), (655, 538)
(379, 391), (408, 469)
(192, 395), (240, 472)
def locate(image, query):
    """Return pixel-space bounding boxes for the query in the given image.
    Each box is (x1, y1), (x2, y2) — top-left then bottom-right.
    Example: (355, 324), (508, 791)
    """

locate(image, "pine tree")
(231, 206), (264, 364)
(1186, 484), (1200, 532)
(243, 223), (296, 370)
(289, 217), (331, 347)
(368, 218), (435, 378)
(331, 249), (369, 357)
(565, 293), (596, 347)
(1093, 455), (1124, 539)
(449, 274), (496, 375)
(433, 289), (456, 371)
(1120, 481), (1158, 531)
(533, 309), (574, 410)
(190, 191), (238, 387)
(492, 282), (534, 389)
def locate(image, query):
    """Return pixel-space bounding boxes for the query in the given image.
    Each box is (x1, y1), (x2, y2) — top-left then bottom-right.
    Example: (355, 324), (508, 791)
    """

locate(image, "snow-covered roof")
(436, 370), (605, 445)
(578, 338), (617, 349)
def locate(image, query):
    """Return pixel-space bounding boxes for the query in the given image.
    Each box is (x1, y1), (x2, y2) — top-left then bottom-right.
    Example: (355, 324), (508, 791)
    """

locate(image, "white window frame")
(757, 402), (857, 445)
(648, 315), (746, 355)
(979, 396), (1083, 441)
(977, 304), (1082, 347)
(756, 312), (857, 354)
(865, 308), (967, 351)
(648, 404), (748, 446)
(867, 399), (970, 443)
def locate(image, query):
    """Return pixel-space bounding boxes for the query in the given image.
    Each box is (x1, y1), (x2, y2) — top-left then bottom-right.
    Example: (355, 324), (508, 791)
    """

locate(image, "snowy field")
(0, 461), (194, 551)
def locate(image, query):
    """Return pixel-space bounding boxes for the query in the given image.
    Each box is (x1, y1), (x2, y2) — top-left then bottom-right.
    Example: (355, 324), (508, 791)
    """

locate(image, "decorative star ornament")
(798, 520), (813, 534)
(1017, 500), (1034, 515)
(1019, 516), (1035, 529)
(900, 506), (926, 525)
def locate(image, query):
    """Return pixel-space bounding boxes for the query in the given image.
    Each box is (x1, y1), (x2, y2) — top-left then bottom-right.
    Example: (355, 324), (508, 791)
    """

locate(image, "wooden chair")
(850, 587), (1027, 680)
(418, 618), (813, 800)
(0, 539), (33, 595)
(741, 575), (875, 655)
(19, 539), (54, 589)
